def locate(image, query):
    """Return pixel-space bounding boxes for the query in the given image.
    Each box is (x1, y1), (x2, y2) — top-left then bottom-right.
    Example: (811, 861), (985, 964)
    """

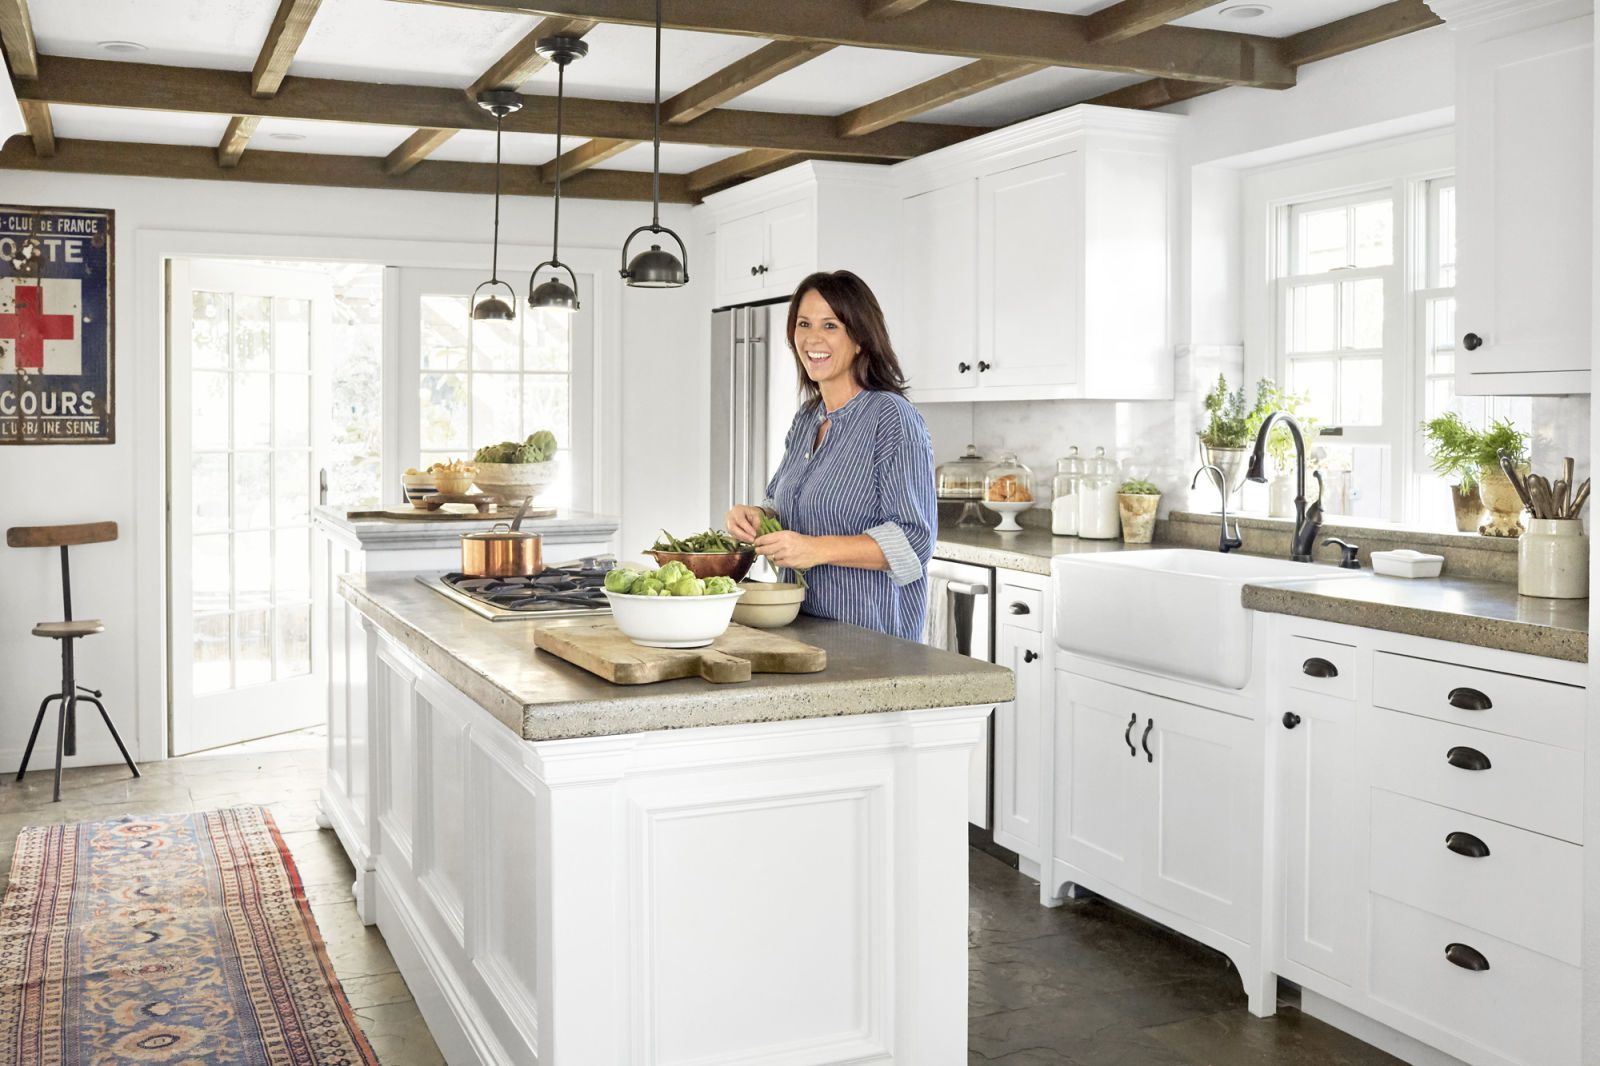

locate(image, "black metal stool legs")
(15, 633), (140, 802)
(16, 693), (61, 781)
(79, 693), (140, 779)
(52, 695), (70, 804)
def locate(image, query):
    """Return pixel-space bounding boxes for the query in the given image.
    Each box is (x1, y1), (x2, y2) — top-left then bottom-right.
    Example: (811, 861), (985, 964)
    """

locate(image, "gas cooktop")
(417, 559), (617, 621)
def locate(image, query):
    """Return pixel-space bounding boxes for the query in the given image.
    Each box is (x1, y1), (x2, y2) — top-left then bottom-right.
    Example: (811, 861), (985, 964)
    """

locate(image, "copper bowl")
(645, 549), (756, 582)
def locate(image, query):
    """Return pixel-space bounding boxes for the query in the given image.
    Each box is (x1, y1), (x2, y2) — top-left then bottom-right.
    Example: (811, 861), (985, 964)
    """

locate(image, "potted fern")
(1197, 375), (1252, 501)
(1420, 412), (1484, 532)
(1473, 419), (1529, 538)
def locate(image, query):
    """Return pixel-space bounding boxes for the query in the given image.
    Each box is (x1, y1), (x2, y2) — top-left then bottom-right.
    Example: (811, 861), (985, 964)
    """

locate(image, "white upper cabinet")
(897, 106), (1180, 403)
(1432, 0), (1594, 394)
(699, 163), (897, 310)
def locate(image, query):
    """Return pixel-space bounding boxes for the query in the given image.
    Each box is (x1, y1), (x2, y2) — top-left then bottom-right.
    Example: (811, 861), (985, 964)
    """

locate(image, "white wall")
(0, 169), (704, 764)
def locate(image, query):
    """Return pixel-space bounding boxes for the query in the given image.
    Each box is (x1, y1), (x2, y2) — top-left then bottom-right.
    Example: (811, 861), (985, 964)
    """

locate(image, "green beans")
(755, 515), (807, 589)
(649, 529), (750, 554)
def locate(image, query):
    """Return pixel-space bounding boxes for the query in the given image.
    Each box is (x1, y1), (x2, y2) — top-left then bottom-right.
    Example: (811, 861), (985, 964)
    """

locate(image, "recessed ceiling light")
(1219, 3), (1271, 16)
(96, 40), (147, 53)
(268, 132), (307, 141)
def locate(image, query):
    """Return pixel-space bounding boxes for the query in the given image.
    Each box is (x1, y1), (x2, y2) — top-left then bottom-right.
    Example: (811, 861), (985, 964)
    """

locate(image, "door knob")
(1462, 332), (1483, 351)
(1023, 649), (1038, 663)
(1282, 712), (1301, 729)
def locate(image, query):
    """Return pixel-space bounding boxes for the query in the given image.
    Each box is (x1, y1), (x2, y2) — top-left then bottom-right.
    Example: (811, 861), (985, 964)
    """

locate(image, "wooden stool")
(6, 522), (139, 801)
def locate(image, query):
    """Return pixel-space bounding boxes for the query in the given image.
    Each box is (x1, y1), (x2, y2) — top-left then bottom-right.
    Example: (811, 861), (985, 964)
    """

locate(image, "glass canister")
(936, 444), (989, 500)
(1052, 447), (1082, 536)
(983, 453), (1035, 532)
(1077, 447), (1122, 540)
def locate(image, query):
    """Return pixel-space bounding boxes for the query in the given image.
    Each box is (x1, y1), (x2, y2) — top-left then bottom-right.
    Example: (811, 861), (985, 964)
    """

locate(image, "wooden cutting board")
(347, 505), (558, 521)
(534, 620), (826, 684)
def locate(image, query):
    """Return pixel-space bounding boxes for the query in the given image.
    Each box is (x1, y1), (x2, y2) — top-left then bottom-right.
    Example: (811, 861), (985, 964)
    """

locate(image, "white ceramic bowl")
(401, 472), (437, 507)
(731, 581), (805, 629)
(605, 589), (745, 648)
(472, 461), (559, 501)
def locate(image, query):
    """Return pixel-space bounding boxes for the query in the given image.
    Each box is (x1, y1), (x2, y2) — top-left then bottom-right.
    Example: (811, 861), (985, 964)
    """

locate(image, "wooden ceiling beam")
(22, 56), (982, 160)
(0, 136), (694, 202)
(397, 0), (1297, 89)
(217, 115), (261, 167)
(1085, 76), (1221, 110)
(1282, 0), (1442, 67)
(1084, 0), (1220, 45)
(0, 0), (38, 78)
(253, 0), (323, 96)
(687, 148), (803, 195)
(664, 40), (835, 125)
(837, 58), (1043, 137)
(18, 98), (53, 156)
(385, 128), (458, 175)
(540, 135), (634, 183)
(864, 0), (934, 19)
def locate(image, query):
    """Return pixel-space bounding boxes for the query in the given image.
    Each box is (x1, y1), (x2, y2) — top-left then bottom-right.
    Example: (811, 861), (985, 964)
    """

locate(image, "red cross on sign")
(0, 283), (77, 371)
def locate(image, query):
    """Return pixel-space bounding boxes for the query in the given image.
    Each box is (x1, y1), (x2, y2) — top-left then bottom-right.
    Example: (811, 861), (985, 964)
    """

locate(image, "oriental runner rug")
(0, 806), (380, 1065)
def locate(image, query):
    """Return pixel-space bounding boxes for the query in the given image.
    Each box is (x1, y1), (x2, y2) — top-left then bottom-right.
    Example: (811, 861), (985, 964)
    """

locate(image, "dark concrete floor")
(1, 734), (1404, 1065)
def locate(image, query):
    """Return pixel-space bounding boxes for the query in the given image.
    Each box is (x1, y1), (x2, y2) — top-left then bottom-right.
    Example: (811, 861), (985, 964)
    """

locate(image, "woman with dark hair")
(725, 270), (936, 640)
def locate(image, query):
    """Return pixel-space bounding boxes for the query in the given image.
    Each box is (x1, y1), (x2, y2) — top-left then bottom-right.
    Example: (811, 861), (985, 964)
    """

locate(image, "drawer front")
(998, 584), (1044, 633)
(1373, 652), (1583, 750)
(1369, 894), (1580, 1066)
(1286, 635), (1355, 701)
(1369, 789), (1582, 965)
(1368, 710), (1583, 844)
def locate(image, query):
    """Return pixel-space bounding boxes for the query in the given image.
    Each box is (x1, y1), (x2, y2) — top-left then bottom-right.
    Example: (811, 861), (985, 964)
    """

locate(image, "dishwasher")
(925, 556), (995, 829)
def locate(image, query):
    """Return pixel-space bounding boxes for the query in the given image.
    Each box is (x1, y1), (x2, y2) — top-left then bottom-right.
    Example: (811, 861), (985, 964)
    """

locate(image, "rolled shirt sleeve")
(866, 400), (937, 588)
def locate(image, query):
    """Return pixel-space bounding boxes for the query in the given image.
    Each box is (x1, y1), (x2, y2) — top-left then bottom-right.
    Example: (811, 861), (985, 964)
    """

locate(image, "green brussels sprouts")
(654, 561), (692, 586)
(633, 576), (665, 597)
(604, 568), (641, 594)
(668, 576), (705, 597)
(703, 576), (737, 595)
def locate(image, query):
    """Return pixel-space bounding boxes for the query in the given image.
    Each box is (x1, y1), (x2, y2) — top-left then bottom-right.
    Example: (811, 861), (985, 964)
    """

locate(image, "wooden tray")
(534, 620), (826, 684)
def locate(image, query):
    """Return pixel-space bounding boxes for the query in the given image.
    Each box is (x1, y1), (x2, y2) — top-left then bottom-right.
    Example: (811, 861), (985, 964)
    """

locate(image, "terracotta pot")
(1477, 466), (1527, 538)
(1450, 483), (1482, 533)
(1118, 493), (1160, 544)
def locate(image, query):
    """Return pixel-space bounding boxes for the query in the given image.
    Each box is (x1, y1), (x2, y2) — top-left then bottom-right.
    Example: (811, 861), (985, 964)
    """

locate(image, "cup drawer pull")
(1445, 942), (1491, 972)
(1447, 687), (1492, 711)
(1445, 746), (1492, 772)
(1301, 657), (1339, 678)
(1445, 831), (1491, 858)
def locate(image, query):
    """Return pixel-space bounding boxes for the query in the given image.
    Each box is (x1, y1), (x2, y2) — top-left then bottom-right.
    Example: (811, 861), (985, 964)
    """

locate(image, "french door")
(168, 260), (333, 754)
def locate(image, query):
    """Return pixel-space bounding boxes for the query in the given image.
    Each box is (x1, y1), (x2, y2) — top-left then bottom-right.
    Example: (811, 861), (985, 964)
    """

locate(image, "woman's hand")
(725, 505), (767, 543)
(754, 530), (831, 571)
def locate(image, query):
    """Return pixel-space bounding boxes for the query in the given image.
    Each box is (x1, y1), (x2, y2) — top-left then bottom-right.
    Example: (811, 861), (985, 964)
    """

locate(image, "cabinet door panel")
(1135, 690), (1256, 943)
(715, 212), (768, 306)
(994, 624), (1044, 861)
(763, 198), (815, 295)
(1279, 692), (1358, 984)
(898, 183), (979, 393)
(978, 153), (1081, 389)
(1053, 671), (1139, 889)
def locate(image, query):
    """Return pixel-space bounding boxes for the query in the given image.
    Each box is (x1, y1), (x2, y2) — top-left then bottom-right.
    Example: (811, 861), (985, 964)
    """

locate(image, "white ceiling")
(22, 0), (1403, 170)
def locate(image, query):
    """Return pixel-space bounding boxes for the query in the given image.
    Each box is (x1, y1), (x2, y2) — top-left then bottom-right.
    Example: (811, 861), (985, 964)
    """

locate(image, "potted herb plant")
(1246, 379), (1318, 518)
(1473, 418), (1530, 537)
(1117, 478), (1161, 544)
(1420, 412), (1485, 532)
(1197, 374), (1252, 500)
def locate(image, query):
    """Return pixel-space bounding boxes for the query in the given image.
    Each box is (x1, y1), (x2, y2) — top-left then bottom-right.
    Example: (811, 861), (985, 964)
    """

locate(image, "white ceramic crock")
(1517, 518), (1589, 599)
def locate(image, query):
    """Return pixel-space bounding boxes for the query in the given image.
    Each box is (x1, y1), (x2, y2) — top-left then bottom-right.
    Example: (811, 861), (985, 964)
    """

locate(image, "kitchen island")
(336, 572), (1013, 1066)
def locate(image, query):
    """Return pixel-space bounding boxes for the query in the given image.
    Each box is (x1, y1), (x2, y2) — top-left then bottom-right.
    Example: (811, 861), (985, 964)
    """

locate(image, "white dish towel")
(923, 575), (952, 649)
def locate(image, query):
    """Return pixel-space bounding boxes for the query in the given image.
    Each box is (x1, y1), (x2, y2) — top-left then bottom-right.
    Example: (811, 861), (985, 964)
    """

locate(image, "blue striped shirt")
(763, 389), (936, 640)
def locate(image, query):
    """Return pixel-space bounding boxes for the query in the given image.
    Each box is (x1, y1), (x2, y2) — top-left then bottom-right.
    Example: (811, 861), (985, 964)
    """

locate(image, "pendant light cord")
(491, 108), (503, 283)
(553, 60), (565, 265)
(651, 0), (662, 229)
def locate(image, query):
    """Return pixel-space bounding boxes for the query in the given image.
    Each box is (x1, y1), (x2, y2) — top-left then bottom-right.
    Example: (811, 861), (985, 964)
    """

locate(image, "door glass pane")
(1345, 278), (1385, 350)
(276, 297), (311, 371)
(192, 292), (231, 369)
(1286, 284), (1336, 353)
(235, 530), (272, 609)
(274, 527), (310, 602)
(1338, 358), (1383, 426)
(274, 451), (311, 525)
(192, 534), (230, 613)
(420, 373), (468, 449)
(276, 604), (312, 680)
(192, 372), (230, 450)
(473, 372), (522, 446)
(192, 453), (229, 533)
(274, 373), (309, 448)
(234, 452), (271, 529)
(192, 613), (231, 694)
(236, 295), (272, 371)
(420, 295), (469, 370)
(473, 316), (520, 371)
(1352, 200), (1393, 267)
(234, 609), (273, 687)
(234, 372), (271, 448)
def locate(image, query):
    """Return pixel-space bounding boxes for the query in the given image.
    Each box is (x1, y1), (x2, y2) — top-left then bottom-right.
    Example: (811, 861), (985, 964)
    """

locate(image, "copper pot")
(460, 524), (542, 577)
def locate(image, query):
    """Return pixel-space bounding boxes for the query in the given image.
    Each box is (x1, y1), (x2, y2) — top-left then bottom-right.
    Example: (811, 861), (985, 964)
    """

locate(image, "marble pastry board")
(534, 620), (827, 684)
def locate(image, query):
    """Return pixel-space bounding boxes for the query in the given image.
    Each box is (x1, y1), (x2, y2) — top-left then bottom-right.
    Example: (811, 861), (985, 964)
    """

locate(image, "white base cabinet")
(991, 570), (1051, 865)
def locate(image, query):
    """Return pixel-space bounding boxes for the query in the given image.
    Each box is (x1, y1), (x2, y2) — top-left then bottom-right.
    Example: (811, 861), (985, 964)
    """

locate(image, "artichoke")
(524, 430), (558, 462)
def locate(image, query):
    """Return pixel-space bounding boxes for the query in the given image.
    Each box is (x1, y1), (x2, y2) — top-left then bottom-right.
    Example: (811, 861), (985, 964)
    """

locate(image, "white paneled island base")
(347, 586), (1007, 1066)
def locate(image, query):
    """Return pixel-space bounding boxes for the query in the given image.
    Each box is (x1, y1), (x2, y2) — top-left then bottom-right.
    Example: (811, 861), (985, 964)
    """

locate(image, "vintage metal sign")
(0, 205), (114, 444)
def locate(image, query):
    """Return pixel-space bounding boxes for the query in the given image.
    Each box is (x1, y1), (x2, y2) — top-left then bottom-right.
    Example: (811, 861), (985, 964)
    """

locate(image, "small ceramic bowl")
(431, 470), (476, 495)
(401, 472), (437, 508)
(731, 581), (805, 629)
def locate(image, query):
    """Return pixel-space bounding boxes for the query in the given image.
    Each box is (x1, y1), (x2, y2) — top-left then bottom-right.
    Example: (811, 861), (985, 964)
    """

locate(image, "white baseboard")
(1301, 989), (1467, 1066)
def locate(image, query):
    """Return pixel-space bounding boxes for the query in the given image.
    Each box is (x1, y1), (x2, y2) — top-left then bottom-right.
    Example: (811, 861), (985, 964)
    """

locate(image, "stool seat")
(31, 620), (105, 639)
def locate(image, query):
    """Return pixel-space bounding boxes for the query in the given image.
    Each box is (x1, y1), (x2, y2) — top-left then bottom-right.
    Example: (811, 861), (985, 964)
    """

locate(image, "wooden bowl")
(645, 549), (756, 582)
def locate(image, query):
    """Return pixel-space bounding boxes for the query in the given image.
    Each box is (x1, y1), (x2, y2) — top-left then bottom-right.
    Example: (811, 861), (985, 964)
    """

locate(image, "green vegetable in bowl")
(756, 514), (808, 589)
(604, 568), (642, 593)
(650, 528), (751, 553)
(633, 576), (665, 596)
(475, 430), (559, 465)
(654, 561), (692, 586)
(668, 576), (705, 597)
(703, 576), (737, 595)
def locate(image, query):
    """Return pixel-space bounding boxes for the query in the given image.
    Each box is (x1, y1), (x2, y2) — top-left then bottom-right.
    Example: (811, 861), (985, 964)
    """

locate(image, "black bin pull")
(1445, 831), (1491, 858)
(1446, 746), (1492, 772)
(1302, 657), (1338, 679)
(1447, 687), (1492, 711)
(1445, 943), (1490, 972)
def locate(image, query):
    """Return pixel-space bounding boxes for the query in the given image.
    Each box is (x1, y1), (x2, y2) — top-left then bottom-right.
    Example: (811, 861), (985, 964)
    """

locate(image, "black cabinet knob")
(1445, 943), (1490, 972)
(1463, 332), (1483, 351)
(978, 360), (992, 372)
(1124, 712), (1137, 757)
(1446, 746), (1492, 772)
(750, 265), (759, 276)
(759, 264), (769, 274)
(1008, 602), (1030, 615)
(958, 362), (972, 374)
(1301, 657), (1338, 678)
(1282, 711), (1301, 729)
(1023, 649), (1039, 664)
(1445, 831), (1491, 858)
(1447, 687), (1492, 711)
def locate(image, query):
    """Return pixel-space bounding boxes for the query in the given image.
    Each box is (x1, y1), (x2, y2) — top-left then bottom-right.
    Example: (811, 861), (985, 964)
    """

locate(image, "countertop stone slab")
(340, 573), (1016, 742)
(1242, 574), (1589, 663)
(932, 525), (1141, 576)
(313, 505), (620, 551)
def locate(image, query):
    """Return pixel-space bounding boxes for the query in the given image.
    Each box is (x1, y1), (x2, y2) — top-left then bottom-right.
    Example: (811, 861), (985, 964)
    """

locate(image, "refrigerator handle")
(749, 309), (770, 506)
(731, 308), (750, 516)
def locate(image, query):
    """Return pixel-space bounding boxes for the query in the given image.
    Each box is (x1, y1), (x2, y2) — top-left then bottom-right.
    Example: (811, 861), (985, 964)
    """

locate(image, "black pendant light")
(619, 0), (688, 288)
(530, 36), (588, 314)
(472, 89), (522, 322)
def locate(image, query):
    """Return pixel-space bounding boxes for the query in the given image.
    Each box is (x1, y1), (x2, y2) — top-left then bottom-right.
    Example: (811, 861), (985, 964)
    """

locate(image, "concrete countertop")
(340, 572), (1016, 742)
(313, 504), (620, 551)
(932, 522), (1587, 662)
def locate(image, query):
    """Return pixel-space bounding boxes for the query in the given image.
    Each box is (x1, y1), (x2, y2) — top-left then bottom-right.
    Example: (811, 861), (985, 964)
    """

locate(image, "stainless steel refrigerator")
(709, 300), (800, 526)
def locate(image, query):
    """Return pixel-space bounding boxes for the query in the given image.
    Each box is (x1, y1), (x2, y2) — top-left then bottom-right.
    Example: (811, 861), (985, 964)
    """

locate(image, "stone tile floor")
(0, 730), (1402, 1066)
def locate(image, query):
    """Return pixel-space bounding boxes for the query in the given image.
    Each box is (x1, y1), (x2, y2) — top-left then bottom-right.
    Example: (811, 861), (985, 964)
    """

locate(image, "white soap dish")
(1369, 549), (1444, 578)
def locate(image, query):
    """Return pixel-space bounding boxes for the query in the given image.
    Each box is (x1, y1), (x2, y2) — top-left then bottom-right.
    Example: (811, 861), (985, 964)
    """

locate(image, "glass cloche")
(983, 452), (1035, 531)
(936, 444), (989, 500)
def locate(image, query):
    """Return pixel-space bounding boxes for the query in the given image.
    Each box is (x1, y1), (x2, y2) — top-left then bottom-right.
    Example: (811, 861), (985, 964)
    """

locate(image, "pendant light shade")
(530, 36), (587, 314)
(619, 0), (688, 289)
(473, 89), (522, 322)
